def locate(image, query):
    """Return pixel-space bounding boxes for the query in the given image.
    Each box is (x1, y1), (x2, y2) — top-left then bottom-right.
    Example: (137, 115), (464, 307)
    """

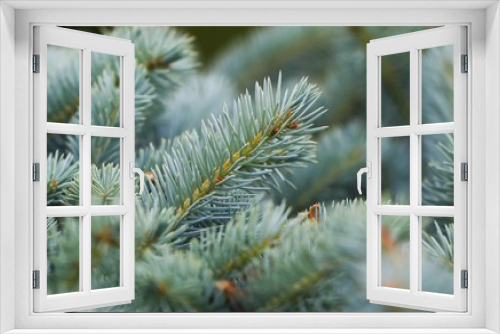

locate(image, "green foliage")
(45, 26), (455, 313)
(192, 201), (294, 279)
(46, 152), (79, 206)
(47, 217), (80, 295)
(89, 200), (401, 312)
(90, 164), (121, 205)
(423, 134), (454, 207)
(423, 221), (454, 270)
(156, 73), (235, 139)
(91, 216), (121, 290)
(134, 204), (186, 257)
(143, 75), (326, 233)
(273, 122), (366, 211)
(212, 26), (453, 205)
(111, 26), (198, 89)
(111, 26), (199, 147)
(132, 251), (217, 312)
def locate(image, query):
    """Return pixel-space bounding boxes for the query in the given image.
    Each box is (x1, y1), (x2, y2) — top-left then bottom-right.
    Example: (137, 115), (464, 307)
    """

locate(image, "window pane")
(380, 215), (410, 290)
(47, 45), (80, 124)
(421, 134), (454, 206)
(381, 52), (410, 127)
(421, 45), (454, 124)
(91, 216), (121, 290)
(91, 52), (121, 127)
(47, 134), (80, 206)
(91, 137), (121, 205)
(381, 136), (410, 205)
(47, 217), (80, 295)
(421, 216), (454, 295)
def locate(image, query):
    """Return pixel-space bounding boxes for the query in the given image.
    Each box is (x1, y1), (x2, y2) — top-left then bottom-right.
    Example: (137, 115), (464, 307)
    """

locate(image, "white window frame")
(32, 26), (136, 313)
(366, 26), (468, 312)
(0, 1), (499, 333)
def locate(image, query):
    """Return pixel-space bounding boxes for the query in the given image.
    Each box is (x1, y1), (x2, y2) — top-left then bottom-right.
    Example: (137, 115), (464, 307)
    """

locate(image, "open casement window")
(364, 26), (467, 312)
(33, 26), (141, 312)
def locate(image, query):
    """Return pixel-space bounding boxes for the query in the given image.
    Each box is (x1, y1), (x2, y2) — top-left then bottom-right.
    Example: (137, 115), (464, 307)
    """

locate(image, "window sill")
(3, 329), (498, 334)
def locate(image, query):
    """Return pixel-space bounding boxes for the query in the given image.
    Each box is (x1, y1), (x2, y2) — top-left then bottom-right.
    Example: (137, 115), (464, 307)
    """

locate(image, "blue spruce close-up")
(45, 26), (455, 312)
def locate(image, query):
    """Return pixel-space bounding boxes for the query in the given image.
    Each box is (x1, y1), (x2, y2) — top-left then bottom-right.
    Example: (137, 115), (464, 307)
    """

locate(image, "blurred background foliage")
(46, 26), (455, 312)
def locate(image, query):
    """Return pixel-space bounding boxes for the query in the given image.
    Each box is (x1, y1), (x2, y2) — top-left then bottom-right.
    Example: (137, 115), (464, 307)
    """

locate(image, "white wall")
(0, 3), (16, 333)
(0, 2), (16, 333)
(485, 2), (500, 333)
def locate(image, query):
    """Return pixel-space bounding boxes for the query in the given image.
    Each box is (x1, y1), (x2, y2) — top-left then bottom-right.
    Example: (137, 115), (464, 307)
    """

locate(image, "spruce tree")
(46, 26), (455, 312)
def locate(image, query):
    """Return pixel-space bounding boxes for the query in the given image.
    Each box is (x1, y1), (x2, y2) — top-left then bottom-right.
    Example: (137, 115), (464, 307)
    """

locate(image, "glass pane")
(381, 52), (410, 127)
(47, 134), (80, 206)
(421, 216), (454, 294)
(421, 45), (454, 124)
(91, 52), (121, 127)
(91, 216), (120, 290)
(381, 136), (410, 205)
(421, 134), (454, 206)
(47, 217), (80, 295)
(91, 137), (121, 205)
(380, 215), (410, 290)
(47, 45), (80, 124)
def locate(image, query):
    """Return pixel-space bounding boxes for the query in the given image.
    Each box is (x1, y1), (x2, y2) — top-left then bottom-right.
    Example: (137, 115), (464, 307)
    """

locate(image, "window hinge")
(461, 162), (468, 181)
(33, 270), (40, 289)
(33, 54), (40, 73)
(461, 270), (468, 289)
(461, 54), (468, 73)
(33, 163), (40, 182)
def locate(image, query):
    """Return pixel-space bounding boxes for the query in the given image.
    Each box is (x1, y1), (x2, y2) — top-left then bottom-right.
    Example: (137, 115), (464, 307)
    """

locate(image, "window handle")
(129, 162), (145, 195)
(357, 162), (372, 195)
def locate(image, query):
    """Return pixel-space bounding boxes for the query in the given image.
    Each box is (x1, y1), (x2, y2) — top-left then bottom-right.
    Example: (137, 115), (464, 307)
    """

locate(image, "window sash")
(32, 25), (136, 313)
(366, 26), (468, 312)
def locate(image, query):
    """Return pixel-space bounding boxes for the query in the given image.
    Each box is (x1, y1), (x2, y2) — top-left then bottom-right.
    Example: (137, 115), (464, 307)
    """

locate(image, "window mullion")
(46, 123), (87, 135)
(90, 205), (128, 216)
(90, 126), (128, 138)
(409, 48), (419, 294)
(373, 123), (454, 138)
(417, 47), (424, 293)
(78, 48), (84, 292)
(412, 123), (454, 135)
(373, 205), (411, 215)
(82, 47), (92, 294)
